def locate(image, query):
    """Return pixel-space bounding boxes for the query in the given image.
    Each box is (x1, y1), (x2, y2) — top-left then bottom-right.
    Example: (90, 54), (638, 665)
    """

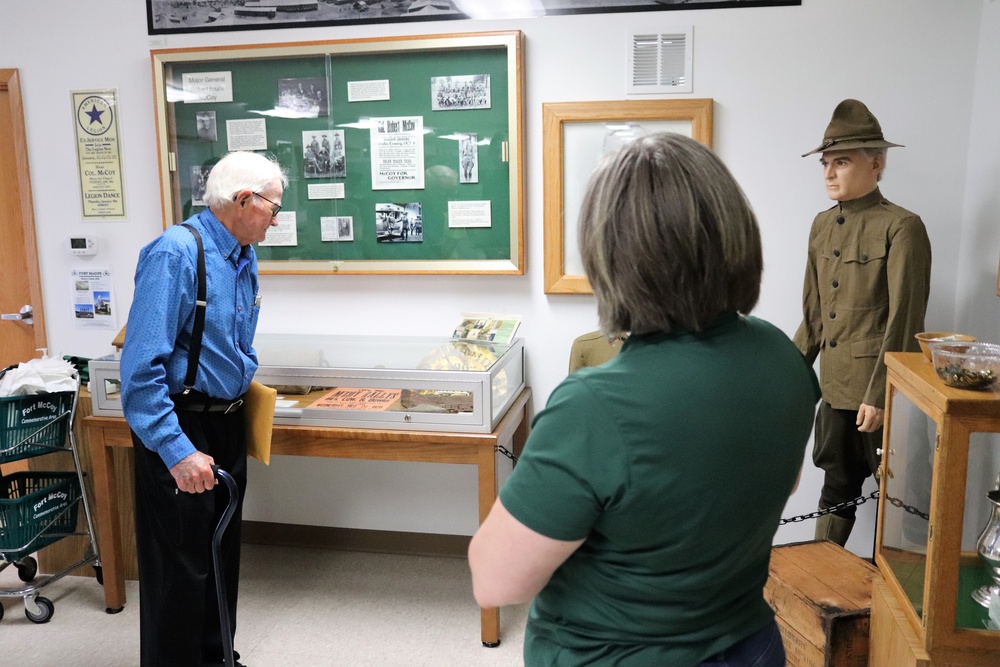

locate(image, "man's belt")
(171, 390), (245, 414)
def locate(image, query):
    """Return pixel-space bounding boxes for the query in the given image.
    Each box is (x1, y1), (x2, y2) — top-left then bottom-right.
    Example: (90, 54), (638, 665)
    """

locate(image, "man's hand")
(170, 451), (216, 493)
(856, 403), (884, 433)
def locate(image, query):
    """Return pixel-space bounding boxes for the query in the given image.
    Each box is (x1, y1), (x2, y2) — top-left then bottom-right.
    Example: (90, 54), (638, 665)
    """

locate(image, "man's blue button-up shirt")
(120, 209), (260, 469)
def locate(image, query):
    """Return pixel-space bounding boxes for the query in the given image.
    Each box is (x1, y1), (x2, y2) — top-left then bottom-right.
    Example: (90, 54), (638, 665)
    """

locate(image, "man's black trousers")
(132, 408), (247, 667)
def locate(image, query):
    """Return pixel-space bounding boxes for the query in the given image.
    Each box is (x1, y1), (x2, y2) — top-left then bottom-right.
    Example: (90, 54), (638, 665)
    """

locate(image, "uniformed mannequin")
(794, 99), (932, 546)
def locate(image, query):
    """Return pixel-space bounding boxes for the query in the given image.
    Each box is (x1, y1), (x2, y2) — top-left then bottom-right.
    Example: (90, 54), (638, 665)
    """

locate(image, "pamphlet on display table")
(451, 312), (521, 345)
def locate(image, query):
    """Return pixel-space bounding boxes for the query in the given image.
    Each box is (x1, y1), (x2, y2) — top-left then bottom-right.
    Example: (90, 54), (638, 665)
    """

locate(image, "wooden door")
(0, 68), (46, 370)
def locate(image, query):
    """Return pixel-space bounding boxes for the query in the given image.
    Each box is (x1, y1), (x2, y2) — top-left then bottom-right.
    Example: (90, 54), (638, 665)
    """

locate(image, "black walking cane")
(211, 466), (239, 667)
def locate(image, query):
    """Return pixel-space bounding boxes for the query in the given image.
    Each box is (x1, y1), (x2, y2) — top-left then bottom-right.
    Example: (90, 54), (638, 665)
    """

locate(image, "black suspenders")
(180, 223), (206, 395)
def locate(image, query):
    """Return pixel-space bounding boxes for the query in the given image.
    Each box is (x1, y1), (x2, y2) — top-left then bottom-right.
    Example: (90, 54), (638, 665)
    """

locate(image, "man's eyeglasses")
(254, 192), (282, 217)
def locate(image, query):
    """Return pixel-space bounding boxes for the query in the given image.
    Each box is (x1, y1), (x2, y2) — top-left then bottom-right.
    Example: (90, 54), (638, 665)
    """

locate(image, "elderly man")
(794, 100), (932, 546)
(121, 151), (286, 666)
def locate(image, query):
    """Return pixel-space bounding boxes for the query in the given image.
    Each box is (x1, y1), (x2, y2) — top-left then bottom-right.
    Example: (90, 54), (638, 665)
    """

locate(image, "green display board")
(152, 32), (523, 274)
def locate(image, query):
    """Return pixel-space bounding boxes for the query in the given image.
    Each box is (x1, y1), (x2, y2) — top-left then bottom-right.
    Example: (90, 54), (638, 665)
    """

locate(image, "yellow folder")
(244, 381), (276, 465)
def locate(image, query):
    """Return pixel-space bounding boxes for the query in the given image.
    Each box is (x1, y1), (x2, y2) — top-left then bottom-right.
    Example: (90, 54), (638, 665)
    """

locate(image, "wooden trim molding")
(241, 521), (471, 559)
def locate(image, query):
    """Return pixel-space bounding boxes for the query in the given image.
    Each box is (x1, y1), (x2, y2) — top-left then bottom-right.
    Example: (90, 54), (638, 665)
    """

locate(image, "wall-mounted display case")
(150, 31), (524, 275)
(89, 334), (524, 434)
(872, 352), (1000, 666)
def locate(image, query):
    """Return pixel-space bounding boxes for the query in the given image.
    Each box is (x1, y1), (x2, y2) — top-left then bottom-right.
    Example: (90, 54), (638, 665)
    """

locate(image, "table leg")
(477, 438), (501, 647)
(89, 427), (126, 613)
(513, 399), (530, 459)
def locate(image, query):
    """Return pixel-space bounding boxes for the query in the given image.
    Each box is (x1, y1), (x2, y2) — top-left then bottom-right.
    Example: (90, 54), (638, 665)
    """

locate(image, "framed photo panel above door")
(542, 98), (713, 295)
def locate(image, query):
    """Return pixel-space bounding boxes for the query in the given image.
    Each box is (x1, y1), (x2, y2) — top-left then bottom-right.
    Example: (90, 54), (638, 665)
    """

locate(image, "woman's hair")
(578, 132), (762, 337)
(204, 151), (288, 208)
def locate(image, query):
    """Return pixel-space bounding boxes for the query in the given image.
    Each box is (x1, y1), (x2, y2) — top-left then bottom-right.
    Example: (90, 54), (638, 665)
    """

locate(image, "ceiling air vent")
(627, 27), (693, 95)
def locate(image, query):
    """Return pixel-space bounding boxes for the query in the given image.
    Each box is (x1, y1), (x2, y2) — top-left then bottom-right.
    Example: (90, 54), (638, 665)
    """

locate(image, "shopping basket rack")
(0, 372), (102, 624)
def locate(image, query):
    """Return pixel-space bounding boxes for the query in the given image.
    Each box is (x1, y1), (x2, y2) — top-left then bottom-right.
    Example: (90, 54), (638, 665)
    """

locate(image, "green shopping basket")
(0, 391), (74, 464)
(0, 471), (81, 561)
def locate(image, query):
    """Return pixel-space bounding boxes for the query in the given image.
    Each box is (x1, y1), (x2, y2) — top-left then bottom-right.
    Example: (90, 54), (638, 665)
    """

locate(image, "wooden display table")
(85, 387), (531, 647)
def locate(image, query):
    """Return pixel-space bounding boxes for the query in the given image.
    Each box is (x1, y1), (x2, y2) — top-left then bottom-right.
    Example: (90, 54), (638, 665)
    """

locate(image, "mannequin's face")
(819, 149), (883, 202)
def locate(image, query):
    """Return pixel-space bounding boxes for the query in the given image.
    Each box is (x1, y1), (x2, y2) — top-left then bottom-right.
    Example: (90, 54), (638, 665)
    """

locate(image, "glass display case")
(89, 334), (524, 433)
(873, 352), (1000, 666)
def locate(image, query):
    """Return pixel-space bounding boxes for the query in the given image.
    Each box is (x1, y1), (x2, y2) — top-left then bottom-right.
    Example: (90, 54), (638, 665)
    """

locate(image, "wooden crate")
(764, 540), (877, 667)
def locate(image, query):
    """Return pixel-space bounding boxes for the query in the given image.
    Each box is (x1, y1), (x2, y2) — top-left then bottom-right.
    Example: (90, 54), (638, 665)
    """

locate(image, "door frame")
(0, 68), (47, 359)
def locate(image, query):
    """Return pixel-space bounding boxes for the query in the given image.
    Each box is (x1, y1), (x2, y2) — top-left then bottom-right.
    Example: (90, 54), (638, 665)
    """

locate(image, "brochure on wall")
(70, 268), (118, 330)
(451, 312), (521, 344)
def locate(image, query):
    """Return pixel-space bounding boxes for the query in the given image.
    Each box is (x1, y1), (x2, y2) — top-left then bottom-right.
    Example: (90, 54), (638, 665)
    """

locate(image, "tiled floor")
(0, 544), (528, 666)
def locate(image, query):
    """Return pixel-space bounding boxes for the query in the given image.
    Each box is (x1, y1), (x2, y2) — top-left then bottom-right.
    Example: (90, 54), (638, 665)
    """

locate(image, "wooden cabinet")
(871, 352), (1000, 666)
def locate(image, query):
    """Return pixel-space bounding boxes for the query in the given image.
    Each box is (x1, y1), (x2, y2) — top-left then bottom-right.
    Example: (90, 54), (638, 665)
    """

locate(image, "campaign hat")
(802, 99), (903, 157)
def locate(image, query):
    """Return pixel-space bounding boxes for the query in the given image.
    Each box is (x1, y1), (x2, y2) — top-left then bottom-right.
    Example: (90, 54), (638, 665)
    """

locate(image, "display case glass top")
(89, 334), (525, 434)
(253, 333), (511, 371)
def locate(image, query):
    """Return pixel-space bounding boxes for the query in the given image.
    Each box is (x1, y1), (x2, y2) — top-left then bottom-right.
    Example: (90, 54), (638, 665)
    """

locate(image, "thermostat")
(70, 236), (98, 256)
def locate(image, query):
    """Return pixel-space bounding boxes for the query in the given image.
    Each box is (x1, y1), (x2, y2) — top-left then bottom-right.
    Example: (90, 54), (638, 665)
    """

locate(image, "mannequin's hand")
(856, 404), (884, 432)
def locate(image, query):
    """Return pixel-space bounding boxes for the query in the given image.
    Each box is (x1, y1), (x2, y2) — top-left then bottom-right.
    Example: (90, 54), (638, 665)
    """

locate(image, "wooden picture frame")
(151, 30), (524, 275)
(542, 99), (713, 294)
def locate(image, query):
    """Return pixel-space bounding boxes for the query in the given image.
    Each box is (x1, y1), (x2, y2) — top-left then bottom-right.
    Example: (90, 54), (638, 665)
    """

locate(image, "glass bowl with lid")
(928, 341), (1000, 391)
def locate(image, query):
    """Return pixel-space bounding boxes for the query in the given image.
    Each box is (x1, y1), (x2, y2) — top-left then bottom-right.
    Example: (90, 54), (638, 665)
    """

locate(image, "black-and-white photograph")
(148, 1), (799, 36)
(195, 110), (217, 142)
(322, 215), (355, 242)
(191, 165), (211, 205)
(459, 132), (479, 184)
(431, 74), (490, 111)
(375, 202), (423, 243)
(303, 129), (346, 179)
(278, 76), (329, 118)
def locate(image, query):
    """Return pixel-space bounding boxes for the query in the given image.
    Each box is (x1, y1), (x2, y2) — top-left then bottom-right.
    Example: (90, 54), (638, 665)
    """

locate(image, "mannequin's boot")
(814, 513), (855, 547)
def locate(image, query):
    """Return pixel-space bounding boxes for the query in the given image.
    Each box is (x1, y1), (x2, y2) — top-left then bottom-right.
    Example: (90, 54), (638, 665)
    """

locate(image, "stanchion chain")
(779, 490), (929, 524)
(495, 445), (518, 463)
(491, 451), (932, 523)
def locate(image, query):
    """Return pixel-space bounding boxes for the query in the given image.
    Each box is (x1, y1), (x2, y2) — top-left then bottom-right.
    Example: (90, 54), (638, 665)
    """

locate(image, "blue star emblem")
(85, 104), (105, 125)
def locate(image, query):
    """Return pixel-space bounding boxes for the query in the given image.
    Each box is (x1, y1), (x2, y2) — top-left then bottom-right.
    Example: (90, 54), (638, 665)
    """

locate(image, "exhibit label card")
(181, 72), (234, 104)
(448, 200), (491, 228)
(226, 118), (268, 151)
(259, 211), (297, 246)
(308, 183), (345, 200)
(348, 79), (390, 102)
(370, 116), (425, 190)
(72, 89), (127, 220)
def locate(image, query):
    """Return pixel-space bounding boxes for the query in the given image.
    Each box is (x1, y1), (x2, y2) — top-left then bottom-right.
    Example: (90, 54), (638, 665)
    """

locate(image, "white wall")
(956, 0), (1000, 549)
(0, 0), (989, 558)
(958, 0), (1000, 341)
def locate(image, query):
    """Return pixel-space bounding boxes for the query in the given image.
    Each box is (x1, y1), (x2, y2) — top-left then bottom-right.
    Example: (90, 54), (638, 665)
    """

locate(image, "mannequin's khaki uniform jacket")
(793, 188), (932, 411)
